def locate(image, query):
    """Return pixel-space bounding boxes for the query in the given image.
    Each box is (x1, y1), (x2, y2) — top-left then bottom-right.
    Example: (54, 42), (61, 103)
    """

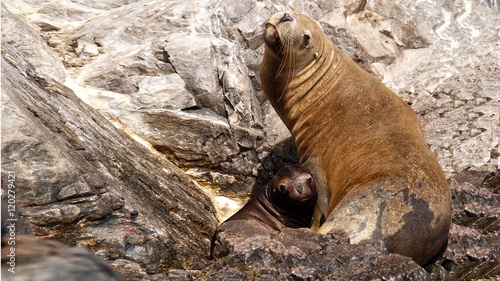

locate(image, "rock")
(451, 178), (499, 232)
(208, 223), (430, 280)
(1, 6), (66, 83)
(425, 170), (500, 280)
(210, 220), (279, 260)
(1, 236), (121, 281)
(1, 13), (218, 278)
(43, 0), (272, 194)
(450, 169), (499, 237)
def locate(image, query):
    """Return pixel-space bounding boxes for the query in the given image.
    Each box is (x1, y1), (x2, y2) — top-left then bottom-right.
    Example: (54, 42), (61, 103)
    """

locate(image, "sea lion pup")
(260, 11), (451, 265)
(210, 165), (317, 259)
(223, 164), (317, 231)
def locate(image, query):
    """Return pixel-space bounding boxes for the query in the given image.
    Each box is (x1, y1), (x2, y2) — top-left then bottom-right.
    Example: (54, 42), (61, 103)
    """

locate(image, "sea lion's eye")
(279, 184), (286, 193)
(307, 176), (313, 185)
(303, 33), (311, 46)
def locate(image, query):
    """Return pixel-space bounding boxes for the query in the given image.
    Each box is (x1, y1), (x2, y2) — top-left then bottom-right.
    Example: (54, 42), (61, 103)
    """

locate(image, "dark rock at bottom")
(195, 222), (430, 280)
(1, 236), (121, 281)
(1, 170), (497, 280)
(424, 169), (500, 280)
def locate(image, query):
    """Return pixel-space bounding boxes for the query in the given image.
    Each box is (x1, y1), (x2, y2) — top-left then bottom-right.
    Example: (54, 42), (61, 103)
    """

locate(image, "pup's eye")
(280, 184), (286, 193)
(307, 176), (313, 185)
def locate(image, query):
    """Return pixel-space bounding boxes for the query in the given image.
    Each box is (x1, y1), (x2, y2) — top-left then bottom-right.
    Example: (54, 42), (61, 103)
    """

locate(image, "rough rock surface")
(1, 0), (499, 280)
(425, 170), (500, 280)
(1, 236), (121, 281)
(209, 223), (430, 280)
(2, 5), (218, 278)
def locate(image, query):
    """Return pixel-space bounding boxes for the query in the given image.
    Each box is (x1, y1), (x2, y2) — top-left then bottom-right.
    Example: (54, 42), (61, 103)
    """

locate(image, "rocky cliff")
(1, 0), (499, 280)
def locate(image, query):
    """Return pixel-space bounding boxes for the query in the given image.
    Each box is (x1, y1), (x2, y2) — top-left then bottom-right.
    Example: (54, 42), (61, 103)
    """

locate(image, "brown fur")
(222, 165), (317, 231)
(260, 12), (451, 265)
(210, 165), (317, 259)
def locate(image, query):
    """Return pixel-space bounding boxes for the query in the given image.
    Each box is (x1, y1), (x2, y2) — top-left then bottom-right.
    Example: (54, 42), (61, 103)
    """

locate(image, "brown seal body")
(222, 164), (317, 231)
(260, 11), (451, 265)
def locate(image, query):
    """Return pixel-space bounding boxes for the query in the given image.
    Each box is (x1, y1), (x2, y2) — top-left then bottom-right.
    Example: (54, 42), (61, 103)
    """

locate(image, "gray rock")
(1, 18), (218, 278)
(209, 223), (430, 280)
(425, 170), (500, 280)
(35, 0), (272, 194)
(1, 236), (121, 281)
(1, 6), (66, 83)
(2, 236), (122, 281)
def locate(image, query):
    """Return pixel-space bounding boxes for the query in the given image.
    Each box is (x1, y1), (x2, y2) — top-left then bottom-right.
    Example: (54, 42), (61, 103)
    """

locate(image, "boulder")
(1, 236), (121, 281)
(1, 6), (218, 277)
(205, 223), (431, 280)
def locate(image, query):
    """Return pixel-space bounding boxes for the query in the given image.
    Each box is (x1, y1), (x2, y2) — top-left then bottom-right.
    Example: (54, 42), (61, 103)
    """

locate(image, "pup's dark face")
(269, 164), (317, 212)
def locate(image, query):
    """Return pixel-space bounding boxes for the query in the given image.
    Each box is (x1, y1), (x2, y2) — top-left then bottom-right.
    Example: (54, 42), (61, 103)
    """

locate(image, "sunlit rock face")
(1, 0), (499, 279)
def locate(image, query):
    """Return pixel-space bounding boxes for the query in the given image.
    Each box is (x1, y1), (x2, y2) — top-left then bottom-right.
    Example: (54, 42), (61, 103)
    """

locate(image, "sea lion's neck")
(279, 40), (342, 129)
(286, 39), (341, 124)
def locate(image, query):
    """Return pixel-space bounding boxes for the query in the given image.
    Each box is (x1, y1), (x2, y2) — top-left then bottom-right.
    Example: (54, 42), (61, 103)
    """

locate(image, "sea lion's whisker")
(278, 35), (295, 103)
(276, 39), (287, 79)
(277, 39), (290, 102)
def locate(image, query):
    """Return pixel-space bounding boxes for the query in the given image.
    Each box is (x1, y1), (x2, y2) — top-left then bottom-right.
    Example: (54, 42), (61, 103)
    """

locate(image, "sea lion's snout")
(295, 185), (304, 194)
(279, 13), (294, 23)
(263, 23), (279, 47)
(263, 12), (300, 56)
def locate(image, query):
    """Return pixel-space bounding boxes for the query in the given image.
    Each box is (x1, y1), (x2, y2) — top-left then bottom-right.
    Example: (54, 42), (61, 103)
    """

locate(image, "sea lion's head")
(268, 165), (317, 212)
(263, 11), (323, 70)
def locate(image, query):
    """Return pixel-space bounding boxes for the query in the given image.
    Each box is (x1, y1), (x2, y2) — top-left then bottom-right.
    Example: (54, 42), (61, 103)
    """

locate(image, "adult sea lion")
(222, 164), (317, 231)
(260, 11), (451, 265)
